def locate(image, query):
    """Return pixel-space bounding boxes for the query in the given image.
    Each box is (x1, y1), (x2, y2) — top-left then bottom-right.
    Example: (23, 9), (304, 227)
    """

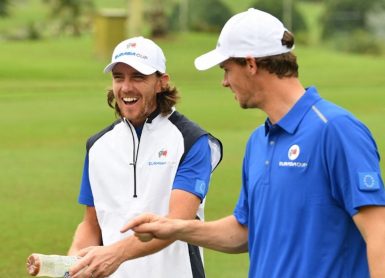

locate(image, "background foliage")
(321, 0), (385, 54)
(250, 0), (308, 33)
(183, 0), (232, 32)
(1, 0), (385, 54)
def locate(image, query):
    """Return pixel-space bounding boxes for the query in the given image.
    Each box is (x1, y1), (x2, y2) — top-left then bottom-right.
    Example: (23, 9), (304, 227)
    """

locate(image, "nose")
(121, 78), (134, 92)
(222, 78), (229, 88)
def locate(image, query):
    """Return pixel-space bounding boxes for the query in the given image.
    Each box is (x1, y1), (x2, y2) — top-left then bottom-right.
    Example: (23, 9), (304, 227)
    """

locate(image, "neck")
(260, 76), (305, 124)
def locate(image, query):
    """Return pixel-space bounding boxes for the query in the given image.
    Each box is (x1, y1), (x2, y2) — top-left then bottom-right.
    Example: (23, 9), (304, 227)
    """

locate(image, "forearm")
(175, 215), (248, 253)
(366, 236), (385, 278)
(117, 190), (203, 260)
(68, 221), (102, 255)
(353, 206), (385, 278)
(115, 234), (174, 261)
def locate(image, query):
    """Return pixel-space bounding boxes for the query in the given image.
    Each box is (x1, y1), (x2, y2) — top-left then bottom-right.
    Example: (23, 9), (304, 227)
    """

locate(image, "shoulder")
(86, 119), (123, 151)
(168, 111), (207, 139)
(167, 110), (210, 151)
(311, 100), (370, 135)
(168, 111), (222, 165)
(311, 99), (356, 123)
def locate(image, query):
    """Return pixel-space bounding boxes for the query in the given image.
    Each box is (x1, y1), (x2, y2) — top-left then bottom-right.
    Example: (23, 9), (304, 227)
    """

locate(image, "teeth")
(123, 97), (138, 103)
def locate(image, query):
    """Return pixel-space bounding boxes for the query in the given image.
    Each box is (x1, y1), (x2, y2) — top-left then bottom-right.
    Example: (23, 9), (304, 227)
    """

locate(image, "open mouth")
(122, 97), (139, 105)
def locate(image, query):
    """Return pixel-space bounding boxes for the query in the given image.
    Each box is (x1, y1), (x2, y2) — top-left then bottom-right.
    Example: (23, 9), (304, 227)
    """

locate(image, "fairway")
(1, 32), (384, 277)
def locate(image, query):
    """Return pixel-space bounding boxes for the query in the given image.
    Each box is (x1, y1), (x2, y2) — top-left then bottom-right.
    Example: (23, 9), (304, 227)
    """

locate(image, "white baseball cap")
(104, 36), (166, 74)
(194, 8), (294, 71)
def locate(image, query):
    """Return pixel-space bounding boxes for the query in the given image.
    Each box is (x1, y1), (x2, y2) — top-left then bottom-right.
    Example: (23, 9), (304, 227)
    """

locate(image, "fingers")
(76, 246), (94, 257)
(69, 246), (96, 276)
(70, 265), (94, 278)
(70, 263), (99, 278)
(120, 213), (158, 233)
(70, 246), (119, 278)
(69, 256), (91, 277)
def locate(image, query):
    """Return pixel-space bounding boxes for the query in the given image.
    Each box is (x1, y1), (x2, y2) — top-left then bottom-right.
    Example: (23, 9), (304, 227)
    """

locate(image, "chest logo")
(158, 149), (168, 158)
(288, 144), (300, 161)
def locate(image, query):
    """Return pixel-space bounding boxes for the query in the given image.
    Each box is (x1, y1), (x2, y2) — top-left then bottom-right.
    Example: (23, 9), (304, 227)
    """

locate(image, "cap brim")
(194, 49), (229, 71)
(103, 59), (158, 75)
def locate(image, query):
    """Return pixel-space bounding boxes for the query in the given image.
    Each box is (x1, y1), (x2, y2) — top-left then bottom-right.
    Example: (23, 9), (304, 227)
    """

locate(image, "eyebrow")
(112, 70), (145, 76)
(219, 62), (226, 69)
(219, 60), (230, 69)
(112, 71), (124, 77)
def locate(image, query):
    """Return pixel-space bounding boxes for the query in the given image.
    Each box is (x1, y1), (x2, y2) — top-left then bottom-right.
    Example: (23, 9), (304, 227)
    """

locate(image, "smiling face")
(220, 59), (252, 109)
(220, 58), (263, 109)
(111, 63), (168, 127)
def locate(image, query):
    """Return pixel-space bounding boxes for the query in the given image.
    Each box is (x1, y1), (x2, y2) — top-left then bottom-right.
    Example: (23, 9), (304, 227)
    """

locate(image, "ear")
(245, 57), (257, 75)
(156, 73), (170, 94)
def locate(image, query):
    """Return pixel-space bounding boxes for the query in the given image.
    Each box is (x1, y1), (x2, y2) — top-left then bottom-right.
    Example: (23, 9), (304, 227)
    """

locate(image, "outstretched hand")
(120, 213), (180, 242)
(69, 245), (124, 278)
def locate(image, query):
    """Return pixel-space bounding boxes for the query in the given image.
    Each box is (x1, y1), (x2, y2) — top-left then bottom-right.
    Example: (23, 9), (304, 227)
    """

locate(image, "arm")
(68, 206), (102, 256)
(70, 189), (202, 278)
(353, 205), (385, 278)
(123, 214), (248, 254)
(119, 189), (202, 259)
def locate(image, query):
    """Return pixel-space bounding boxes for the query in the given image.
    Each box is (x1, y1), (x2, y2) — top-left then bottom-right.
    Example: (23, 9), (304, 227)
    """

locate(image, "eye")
(112, 73), (124, 81)
(132, 74), (146, 81)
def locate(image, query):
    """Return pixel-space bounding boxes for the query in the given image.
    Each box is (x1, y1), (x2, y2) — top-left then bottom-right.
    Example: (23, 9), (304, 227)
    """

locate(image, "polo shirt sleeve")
(324, 115), (385, 216)
(78, 153), (95, 206)
(172, 135), (212, 202)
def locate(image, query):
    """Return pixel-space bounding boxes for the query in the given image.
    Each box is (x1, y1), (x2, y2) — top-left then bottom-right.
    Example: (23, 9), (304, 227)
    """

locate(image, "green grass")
(1, 32), (385, 277)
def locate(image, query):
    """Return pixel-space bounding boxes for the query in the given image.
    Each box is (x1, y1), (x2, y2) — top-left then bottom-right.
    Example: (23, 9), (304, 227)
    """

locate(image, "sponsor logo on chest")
(279, 144), (308, 168)
(148, 148), (168, 166)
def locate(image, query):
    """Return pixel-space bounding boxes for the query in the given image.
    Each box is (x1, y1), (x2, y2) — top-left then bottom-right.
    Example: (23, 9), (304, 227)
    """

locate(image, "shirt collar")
(146, 107), (161, 123)
(265, 86), (321, 135)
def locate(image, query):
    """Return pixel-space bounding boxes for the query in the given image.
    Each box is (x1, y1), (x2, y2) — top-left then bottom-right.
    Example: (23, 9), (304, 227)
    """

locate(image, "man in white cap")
(123, 9), (385, 278)
(67, 36), (222, 278)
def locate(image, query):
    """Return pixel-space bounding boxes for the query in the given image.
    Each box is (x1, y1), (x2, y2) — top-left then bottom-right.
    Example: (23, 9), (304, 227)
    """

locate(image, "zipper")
(124, 118), (140, 198)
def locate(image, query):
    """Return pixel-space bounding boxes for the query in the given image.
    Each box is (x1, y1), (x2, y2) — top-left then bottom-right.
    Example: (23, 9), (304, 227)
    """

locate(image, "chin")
(239, 103), (248, 109)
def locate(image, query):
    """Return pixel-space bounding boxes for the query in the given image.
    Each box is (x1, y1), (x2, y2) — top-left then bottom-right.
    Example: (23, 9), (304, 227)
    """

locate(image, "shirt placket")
(263, 126), (278, 186)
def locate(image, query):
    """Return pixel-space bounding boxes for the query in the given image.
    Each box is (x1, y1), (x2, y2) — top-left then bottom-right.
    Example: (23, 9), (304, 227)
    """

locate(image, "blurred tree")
(170, 0), (232, 32)
(128, 0), (143, 37)
(0, 0), (10, 17)
(250, 0), (307, 33)
(43, 0), (94, 36)
(322, 0), (385, 54)
(146, 0), (167, 37)
(322, 0), (368, 37)
(189, 0), (232, 32)
(322, 0), (385, 38)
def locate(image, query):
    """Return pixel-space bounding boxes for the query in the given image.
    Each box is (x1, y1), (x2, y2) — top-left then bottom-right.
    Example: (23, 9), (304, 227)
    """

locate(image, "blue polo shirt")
(234, 87), (385, 278)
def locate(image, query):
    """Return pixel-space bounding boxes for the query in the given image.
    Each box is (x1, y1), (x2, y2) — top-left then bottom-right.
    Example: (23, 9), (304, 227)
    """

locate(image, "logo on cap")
(114, 51), (148, 61)
(127, 42), (137, 49)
